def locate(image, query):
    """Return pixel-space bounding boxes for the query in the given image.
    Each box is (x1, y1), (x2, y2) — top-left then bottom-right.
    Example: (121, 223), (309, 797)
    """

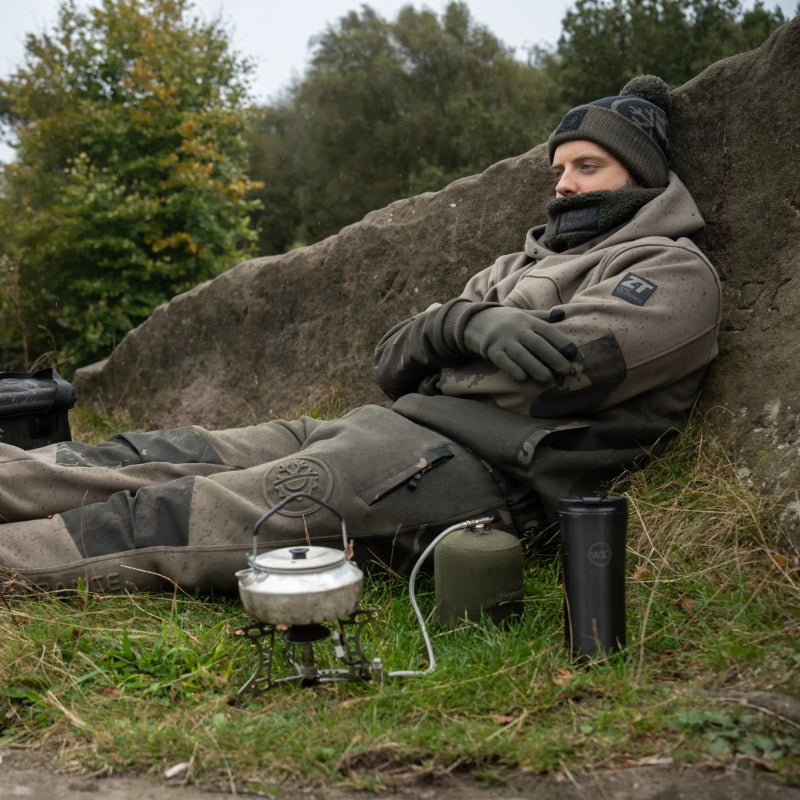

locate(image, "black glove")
(463, 306), (577, 382)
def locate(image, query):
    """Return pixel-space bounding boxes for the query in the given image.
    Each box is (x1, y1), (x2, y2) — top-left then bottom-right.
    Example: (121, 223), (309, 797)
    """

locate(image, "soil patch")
(2, 747), (798, 800)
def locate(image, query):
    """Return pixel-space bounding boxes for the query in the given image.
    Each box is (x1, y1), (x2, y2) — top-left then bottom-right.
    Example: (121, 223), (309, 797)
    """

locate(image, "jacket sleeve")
(373, 249), (537, 399)
(373, 298), (497, 399)
(433, 238), (721, 417)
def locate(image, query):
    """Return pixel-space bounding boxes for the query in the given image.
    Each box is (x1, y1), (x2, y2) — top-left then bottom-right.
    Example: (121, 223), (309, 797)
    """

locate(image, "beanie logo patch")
(554, 108), (587, 135)
(613, 98), (669, 148)
(612, 272), (657, 306)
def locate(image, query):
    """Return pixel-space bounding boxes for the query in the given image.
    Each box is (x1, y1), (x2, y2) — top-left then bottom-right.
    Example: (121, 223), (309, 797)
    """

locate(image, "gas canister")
(434, 522), (524, 625)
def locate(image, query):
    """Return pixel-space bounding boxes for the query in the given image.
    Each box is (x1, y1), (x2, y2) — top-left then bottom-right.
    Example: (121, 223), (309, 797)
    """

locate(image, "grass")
(1, 413), (799, 792)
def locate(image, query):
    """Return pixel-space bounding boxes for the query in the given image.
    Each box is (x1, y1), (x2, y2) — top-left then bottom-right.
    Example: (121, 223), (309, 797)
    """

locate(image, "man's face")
(551, 140), (636, 198)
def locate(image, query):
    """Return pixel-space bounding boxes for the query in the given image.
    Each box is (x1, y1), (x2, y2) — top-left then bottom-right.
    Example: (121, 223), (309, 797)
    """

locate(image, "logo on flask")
(588, 541), (613, 567)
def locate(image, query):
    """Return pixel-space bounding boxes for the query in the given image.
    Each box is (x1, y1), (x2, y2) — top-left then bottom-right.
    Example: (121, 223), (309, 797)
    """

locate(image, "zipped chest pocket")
(358, 445), (454, 506)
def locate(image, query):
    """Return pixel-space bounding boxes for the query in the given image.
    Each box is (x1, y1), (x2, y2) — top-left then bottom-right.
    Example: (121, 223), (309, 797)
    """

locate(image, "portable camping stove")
(232, 492), (495, 694)
(234, 607), (383, 694)
(232, 492), (385, 695)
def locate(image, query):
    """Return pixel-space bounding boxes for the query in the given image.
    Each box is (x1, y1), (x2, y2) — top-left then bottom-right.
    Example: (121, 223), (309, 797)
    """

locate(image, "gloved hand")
(463, 306), (577, 382)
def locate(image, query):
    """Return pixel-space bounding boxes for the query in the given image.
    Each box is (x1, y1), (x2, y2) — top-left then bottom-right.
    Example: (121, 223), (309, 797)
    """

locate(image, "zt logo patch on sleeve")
(612, 273), (657, 306)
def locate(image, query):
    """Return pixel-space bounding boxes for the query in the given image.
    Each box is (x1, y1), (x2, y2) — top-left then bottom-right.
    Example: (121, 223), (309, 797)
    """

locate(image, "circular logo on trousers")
(262, 457), (334, 516)
(588, 541), (613, 567)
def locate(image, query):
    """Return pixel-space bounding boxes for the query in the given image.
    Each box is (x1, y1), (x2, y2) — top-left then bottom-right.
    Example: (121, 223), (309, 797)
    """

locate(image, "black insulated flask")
(558, 496), (627, 662)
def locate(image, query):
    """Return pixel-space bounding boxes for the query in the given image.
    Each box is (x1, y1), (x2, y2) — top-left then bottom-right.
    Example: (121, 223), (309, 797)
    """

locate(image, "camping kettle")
(235, 493), (363, 626)
(434, 521), (524, 625)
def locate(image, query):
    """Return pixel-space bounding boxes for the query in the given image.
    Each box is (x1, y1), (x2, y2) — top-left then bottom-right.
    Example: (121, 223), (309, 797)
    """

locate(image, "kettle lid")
(252, 545), (346, 573)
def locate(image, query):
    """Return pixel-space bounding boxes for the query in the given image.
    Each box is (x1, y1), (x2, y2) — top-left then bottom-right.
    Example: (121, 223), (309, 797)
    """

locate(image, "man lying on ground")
(0, 75), (721, 593)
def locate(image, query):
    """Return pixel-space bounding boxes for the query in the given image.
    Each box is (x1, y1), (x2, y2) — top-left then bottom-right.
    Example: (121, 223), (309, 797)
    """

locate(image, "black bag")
(0, 368), (78, 449)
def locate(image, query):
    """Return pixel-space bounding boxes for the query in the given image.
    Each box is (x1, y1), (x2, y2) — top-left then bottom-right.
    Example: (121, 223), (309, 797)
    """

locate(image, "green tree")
(247, 2), (557, 253)
(245, 102), (304, 256)
(0, 0), (260, 371)
(552, 0), (787, 105)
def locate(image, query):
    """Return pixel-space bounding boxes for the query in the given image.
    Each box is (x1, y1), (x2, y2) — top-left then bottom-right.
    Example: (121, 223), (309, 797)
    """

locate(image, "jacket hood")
(525, 172), (704, 258)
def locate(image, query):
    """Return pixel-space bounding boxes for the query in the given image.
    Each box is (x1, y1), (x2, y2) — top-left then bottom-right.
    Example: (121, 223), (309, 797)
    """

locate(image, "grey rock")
(75, 19), (800, 534)
(669, 17), (800, 537)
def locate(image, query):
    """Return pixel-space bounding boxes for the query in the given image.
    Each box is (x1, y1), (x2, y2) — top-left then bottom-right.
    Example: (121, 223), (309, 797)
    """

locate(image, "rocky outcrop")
(74, 144), (557, 428)
(76, 19), (800, 521)
(668, 18), (800, 511)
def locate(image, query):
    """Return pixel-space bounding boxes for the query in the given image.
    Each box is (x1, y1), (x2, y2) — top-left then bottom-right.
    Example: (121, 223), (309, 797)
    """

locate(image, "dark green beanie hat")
(547, 75), (671, 188)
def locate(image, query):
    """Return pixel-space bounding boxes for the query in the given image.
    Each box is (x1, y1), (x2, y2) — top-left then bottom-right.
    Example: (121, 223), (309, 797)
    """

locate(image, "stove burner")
(282, 623), (330, 644)
(234, 607), (383, 694)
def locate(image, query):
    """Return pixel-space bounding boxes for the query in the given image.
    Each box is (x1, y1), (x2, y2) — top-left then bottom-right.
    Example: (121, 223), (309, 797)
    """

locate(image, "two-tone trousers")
(0, 405), (521, 593)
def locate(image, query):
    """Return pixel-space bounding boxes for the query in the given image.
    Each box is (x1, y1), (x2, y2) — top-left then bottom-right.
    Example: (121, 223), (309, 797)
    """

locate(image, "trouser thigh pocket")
(357, 444), (455, 505)
(255, 406), (511, 573)
(351, 437), (510, 574)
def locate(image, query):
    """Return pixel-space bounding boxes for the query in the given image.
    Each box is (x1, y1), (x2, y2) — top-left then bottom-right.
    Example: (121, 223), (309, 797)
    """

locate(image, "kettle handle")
(251, 492), (348, 560)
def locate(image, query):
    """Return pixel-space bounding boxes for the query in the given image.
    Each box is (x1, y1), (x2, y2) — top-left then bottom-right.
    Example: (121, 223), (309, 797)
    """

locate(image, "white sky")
(0, 0), (796, 162)
(0, 1), (574, 104)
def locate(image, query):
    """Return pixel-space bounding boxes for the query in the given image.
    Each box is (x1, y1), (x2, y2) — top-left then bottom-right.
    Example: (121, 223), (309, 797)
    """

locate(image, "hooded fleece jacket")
(374, 172), (722, 519)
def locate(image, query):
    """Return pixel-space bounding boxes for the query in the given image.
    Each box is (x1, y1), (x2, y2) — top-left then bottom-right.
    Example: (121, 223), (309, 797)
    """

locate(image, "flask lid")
(558, 496), (627, 515)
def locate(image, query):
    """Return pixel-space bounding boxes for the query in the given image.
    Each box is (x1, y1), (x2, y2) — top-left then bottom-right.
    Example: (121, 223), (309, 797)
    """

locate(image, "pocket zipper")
(360, 444), (454, 505)
(408, 446), (452, 488)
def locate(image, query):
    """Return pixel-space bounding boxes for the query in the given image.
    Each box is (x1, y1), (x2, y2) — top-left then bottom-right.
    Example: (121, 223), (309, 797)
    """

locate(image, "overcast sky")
(0, 0), (796, 161)
(1, 1), (574, 104)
